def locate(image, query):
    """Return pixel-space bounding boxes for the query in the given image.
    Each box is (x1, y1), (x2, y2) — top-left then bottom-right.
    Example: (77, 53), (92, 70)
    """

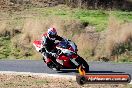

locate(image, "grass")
(1, 5), (132, 32)
(73, 9), (109, 32)
(0, 37), (11, 59)
(22, 5), (132, 32)
(0, 5), (132, 60)
(1, 5), (132, 33)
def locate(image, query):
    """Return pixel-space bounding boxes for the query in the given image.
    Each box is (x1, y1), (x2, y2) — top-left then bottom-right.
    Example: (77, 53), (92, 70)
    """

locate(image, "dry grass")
(0, 20), (22, 38)
(1, 11), (131, 61)
(11, 18), (45, 59)
(8, 15), (101, 60)
(10, 17), (85, 59)
(20, 17), (83, 43)
(0, 21), (8, 36)
(22, 18), (45, 43)
(106, 18), (132, 55)
(96, 16), (132, 61)
(73, 28), (99, 60)
(17, 16), (132, 61)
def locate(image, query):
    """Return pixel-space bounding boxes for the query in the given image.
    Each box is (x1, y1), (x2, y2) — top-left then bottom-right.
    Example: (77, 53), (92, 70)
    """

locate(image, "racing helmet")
(47, 27), (57, 40)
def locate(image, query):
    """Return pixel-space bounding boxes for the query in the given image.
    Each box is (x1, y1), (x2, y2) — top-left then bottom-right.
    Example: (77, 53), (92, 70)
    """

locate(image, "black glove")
(39, 48), (46, 53)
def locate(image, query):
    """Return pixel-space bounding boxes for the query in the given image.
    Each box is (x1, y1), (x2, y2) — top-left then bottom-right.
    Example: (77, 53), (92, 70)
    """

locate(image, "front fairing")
(56, 40), (77, 52)
(57, 41), (70, 49)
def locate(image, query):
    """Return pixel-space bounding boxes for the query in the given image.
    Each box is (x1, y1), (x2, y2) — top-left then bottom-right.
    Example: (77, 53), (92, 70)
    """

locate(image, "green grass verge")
(1, 5), (132, 32)
(0, 37), (11, 59)
(22, 5), (132, 32)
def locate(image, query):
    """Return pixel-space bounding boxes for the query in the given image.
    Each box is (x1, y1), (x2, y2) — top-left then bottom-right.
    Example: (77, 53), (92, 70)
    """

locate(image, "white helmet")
(47, 27), (57, 40)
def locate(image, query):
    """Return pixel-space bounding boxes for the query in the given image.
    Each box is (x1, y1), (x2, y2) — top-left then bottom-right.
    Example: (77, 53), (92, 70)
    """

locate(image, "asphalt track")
(0, 60), (132, 77)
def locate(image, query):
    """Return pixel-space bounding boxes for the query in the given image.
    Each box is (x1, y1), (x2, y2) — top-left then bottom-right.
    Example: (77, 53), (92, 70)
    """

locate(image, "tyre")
(81, 58), (89, 72)
(47, 61), (61, 71)
(76, 56), (89, 72)
(55, 65), (61, 71)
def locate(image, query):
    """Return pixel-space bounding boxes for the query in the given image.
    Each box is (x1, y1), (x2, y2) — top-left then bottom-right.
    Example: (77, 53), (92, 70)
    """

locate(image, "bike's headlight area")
(65, 53), (72, 56)
(65, 52), (76, 57)
(57, 49), (62, 55)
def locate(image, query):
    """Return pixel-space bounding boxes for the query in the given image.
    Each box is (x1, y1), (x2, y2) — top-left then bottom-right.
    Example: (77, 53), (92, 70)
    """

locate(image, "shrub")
(96, 16), (132, 61)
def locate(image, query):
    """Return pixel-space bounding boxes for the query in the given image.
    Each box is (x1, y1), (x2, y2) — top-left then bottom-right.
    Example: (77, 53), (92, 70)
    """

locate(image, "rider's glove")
(39, 48), (46, 53)
(51, 53), (57, 57)
(47, 52), (57, 57)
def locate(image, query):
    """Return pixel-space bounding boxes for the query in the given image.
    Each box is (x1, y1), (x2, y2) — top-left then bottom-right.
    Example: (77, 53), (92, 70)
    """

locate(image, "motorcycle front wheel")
(43, 57), (61, 71)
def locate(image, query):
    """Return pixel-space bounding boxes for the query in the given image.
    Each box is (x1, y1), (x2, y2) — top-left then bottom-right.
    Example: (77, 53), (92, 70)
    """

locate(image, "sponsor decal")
(76, 66), (131, 85)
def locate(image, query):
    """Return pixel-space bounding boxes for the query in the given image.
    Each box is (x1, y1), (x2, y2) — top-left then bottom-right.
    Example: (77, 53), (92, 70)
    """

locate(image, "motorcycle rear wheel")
(76, 56), (89, 72)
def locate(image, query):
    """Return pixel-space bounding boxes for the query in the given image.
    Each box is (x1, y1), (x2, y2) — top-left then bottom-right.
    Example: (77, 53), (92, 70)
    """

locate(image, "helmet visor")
(49, 33), (56, 38)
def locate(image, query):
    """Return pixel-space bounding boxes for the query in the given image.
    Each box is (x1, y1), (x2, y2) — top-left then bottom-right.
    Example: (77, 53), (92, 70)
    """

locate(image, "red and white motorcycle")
(33, 39), (89, 72)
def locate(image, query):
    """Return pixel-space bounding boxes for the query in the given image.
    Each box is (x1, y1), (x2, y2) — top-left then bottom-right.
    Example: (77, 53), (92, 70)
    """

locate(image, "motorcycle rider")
(39, 27), (64, 69)
(33, 27), (89, 72)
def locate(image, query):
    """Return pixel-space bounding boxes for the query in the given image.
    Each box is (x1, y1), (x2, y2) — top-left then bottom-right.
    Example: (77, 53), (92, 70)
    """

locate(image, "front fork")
(70, 58), (79, 66)
(72, 56), (86, 69)
(69, 55), (81, 69)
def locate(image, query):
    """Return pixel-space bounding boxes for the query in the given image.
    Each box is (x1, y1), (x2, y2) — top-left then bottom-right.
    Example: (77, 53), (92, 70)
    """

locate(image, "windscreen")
(57, 41), (70, 49)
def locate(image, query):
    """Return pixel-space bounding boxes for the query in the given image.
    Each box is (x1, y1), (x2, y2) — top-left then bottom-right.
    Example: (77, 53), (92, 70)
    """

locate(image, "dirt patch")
(0, 0), (64, 11)
(0, 74), (131, 88)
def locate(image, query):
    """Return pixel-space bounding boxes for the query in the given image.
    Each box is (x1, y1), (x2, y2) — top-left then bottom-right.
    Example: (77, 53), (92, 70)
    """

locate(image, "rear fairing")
(33, 40), (42, 52)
